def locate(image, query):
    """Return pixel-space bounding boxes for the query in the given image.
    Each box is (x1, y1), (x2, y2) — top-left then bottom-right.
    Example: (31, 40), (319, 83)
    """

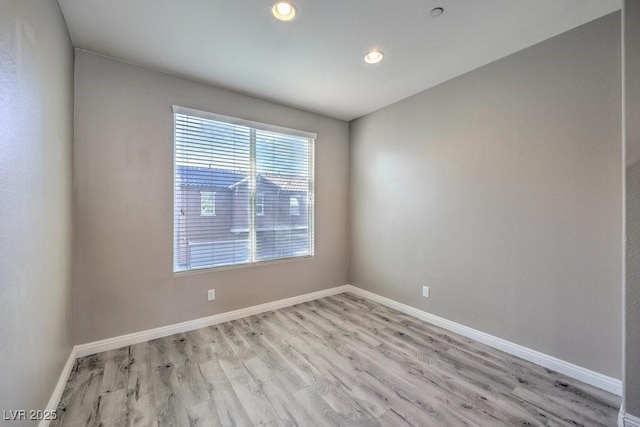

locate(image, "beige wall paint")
(625, 0), (640, 418)
(350, 13), (622, 378)
(0, 0), (74, 419)
(73, 51), (349, 344)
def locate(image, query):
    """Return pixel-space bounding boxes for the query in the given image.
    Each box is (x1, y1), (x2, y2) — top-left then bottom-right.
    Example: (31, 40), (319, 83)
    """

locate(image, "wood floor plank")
(186, 400), (223, 426)
(242, 315), (327, 387)
(126, 341), (158, 426)
(148, 337), (190, 426)
(280, 304), (486, 425)
(52, 361), (103, 427)
(332, 293), (616, 426)
(325, 298), (573, 426)
(242, 356), (317, 426)
(336, 293), (614, 405)
(52, 293), (619, 426)
(292, 387), (349, 427)
(198, 359), (253, 427)
(335, 339), (509, 426)
(288, 337), (391, 420)
(245, 310), (380, 425)
(296, 300), (513, 423)
(208, 324), (239, 361)
(337, 294), (544, 378)
(182, 327), (218, 364)
(303, 299), (387, 349)
(262, 418), (288, 427)
(217, 357), (279, 425)
(327, 311), (555, 425)
(278, 306), (403, 419)
(288, 308), (492, 424)
(218, 321), (258, 361)
(377, 408), (412, 426)
(284, 336), (377, 424)
(99, 347), (129, 395)
(513, 385), (614, 426)
(294, 302), (385, 347)
(95, 388), (128, 426)
(343, 292), (619, 402)
(232, 317), (308, 394)
(161, 334), (211, 408)
(276, 313), (361, 377)
(356, 358), (480, 427)
(316, 299), (533, 416)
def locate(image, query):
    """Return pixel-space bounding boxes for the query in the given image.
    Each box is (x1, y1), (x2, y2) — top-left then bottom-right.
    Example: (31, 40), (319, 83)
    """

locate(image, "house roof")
(259, 174), (309, 193)
(176, 166), (247, 188)
(176, 166), (308, 192)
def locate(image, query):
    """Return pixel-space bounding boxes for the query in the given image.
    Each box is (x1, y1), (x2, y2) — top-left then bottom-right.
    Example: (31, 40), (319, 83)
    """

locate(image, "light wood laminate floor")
(53, 293), (620, 426)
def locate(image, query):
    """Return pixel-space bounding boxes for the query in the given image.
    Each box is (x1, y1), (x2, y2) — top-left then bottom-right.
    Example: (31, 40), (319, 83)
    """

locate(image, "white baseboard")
(46, 282), (623, 421)
(44, 285), (349, 419)
(624, 412), (640, 427)
(39, 347), (77, 427)
(75, 284), (351, 358)
(344, 285), (623, 396)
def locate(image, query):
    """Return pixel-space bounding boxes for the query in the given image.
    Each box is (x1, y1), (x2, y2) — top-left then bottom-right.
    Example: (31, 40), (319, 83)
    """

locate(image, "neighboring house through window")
(173, 106), (316, 272)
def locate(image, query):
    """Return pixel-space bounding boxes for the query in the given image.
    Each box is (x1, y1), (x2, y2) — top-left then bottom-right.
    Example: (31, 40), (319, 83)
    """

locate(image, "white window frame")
(173, 105), (317, 273)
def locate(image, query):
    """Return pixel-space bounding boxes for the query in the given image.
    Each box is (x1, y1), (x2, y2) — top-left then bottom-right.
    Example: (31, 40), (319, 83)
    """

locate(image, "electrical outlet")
(422, 286), (430, 298)
(207, 289), (216, 301)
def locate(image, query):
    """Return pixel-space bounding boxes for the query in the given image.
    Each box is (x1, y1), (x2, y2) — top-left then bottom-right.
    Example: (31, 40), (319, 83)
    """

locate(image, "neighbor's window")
(173, 106), (315, 272)
(256, 194), (265, 216)
(200, 192), (216, 216)
(289, 196), (300, 216)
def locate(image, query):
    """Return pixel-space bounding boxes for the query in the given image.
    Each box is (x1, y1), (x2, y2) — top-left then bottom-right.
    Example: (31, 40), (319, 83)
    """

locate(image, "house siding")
(175, 171), (310, 270)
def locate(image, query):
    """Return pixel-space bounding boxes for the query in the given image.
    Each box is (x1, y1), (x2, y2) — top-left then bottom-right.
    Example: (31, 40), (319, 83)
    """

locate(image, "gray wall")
(624, 0), (640, 168)
(0, 0), (74, 419)
(626, 161), (640, 416)
(350, 13), (622, 378)
(73, 51), (349, 344)
(625, 0), (640, 418)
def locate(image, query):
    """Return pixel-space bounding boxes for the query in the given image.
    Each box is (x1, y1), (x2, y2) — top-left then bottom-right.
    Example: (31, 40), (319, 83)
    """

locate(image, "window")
(173, 106), (315, 272)
(289, 196), (300, 215)
(256, 194), (265, 216)
(200, 192), (215, 216)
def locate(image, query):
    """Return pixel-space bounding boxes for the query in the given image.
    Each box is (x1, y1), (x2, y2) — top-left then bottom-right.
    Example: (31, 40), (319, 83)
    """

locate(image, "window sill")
(173, 254), (314, 277)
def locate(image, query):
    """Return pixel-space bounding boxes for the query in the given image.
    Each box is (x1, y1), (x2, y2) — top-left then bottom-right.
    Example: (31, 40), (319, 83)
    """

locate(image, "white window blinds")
(173, 106), (315, 272)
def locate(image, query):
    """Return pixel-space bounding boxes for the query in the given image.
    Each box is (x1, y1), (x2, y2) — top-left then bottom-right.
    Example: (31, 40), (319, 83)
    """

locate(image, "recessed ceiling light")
(430, 7), (444, 18)
(364, 50), (384, 64)
(272, 1), (297, 22)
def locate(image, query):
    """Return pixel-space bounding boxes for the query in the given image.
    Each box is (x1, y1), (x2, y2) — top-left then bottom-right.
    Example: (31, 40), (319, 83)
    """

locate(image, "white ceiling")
(57, 0), (621, 121)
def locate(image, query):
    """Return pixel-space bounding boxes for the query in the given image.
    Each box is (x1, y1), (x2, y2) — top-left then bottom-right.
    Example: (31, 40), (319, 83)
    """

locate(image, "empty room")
(1, 0), (639, 425)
